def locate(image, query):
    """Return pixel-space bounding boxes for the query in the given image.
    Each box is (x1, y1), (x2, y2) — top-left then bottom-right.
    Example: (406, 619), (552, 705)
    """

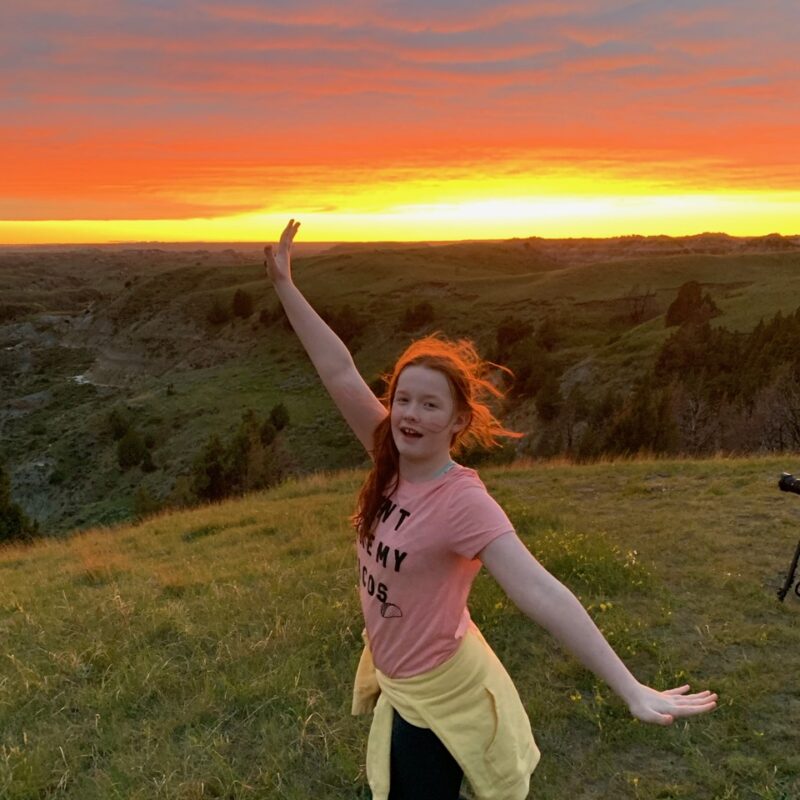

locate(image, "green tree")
(535, 316), (560, 351)
(117, 429), (148, 470)
(0, 462), (39, 544)
(207, 296), (231, 325)
(232, 289), (254, 318)
(535, 375), (562, 422)
(190, 435), (229, 501)
(494, 316), (532, 361)
(166, 475), (196, 509)
(269, 402), (290, 431)
(107, 404), (133, 440)
(134, 486), (161, 519)
(665, 281), (719, 328)
(400, 302), (436, 332)
(319, 305), (365, 347)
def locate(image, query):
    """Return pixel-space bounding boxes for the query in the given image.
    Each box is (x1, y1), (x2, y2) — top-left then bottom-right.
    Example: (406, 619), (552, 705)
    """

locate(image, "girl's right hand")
(265, 219), (301, 285)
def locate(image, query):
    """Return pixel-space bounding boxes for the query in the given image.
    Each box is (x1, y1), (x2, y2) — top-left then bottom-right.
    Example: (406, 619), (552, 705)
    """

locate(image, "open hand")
(265, 219), (301, 284)
(628, 683), (717, 725)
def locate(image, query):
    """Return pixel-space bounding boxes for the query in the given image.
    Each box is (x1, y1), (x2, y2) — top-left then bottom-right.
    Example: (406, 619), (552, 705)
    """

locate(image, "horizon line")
(2, 230), (799, 250)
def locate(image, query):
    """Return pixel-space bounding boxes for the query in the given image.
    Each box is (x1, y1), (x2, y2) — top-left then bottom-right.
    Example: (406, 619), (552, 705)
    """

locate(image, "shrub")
(535, 316), (560, 351)
(117, 429), (148, 470)
(190, 435), (229, 501)
(232, 289), (254, 318)
(535, 375), (563, 422)
(107, 405), (133, 440)
(269, 402), (290, 431)
(665, 281), (719, 328)
(260, 421), (277, 446)
(207, 297), (231, 325)
(190, 410), (289, 503)
(133, 486), (161, 519)
(166, 475), (195, 509)
(319, 305), (366, 347)
(400, 302), (435, 332)
(495, 316), (532, 360)
(0, 463), (39, 544)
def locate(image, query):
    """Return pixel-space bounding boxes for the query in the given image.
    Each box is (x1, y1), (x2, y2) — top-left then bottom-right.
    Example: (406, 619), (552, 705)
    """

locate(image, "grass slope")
(2, 457), (799, 799)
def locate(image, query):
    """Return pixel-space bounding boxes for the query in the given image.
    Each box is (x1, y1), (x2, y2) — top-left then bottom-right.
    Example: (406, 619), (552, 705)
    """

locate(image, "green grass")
(2, 457), (800, 799)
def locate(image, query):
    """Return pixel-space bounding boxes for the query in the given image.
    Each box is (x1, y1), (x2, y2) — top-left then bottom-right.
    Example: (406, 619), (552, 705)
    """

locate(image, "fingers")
(663, 685), (691, 696)
(280, 218), (301, 248)
(671, 701), (717, 718)
(665, 688), (717, 718)
(633, 685), (717, 725)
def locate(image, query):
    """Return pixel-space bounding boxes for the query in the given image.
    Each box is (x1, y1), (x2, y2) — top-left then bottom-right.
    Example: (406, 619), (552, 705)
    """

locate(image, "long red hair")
(353, 334), (520, 545)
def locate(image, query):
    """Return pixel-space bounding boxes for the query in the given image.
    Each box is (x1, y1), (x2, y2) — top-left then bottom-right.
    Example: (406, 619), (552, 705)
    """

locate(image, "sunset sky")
(2, 0), (799, 244)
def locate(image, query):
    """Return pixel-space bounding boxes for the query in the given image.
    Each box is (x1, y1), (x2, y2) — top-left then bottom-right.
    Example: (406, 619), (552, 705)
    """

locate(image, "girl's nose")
(403, 404), (420, 420)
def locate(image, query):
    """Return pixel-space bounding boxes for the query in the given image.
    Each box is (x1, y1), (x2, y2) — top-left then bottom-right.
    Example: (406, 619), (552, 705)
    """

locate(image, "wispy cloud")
(1, 0), (798, 233)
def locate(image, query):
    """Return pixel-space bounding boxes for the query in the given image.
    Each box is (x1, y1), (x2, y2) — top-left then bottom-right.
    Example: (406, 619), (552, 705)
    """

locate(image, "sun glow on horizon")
(2, 187), (798, 245)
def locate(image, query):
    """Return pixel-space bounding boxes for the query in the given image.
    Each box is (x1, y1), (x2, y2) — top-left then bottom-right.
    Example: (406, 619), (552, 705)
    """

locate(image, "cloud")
(1, 0), (799, 226)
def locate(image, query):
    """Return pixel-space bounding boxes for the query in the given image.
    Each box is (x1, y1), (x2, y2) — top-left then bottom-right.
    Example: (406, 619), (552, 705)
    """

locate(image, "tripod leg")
(778, 539), (800, 602)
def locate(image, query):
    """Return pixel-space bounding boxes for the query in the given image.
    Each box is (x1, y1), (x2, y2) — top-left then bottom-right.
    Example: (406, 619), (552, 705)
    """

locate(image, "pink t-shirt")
(357, 464), (514, 678)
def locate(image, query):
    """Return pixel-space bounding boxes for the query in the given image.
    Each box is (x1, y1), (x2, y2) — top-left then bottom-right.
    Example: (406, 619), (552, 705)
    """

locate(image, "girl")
(264, 220), (716, 800)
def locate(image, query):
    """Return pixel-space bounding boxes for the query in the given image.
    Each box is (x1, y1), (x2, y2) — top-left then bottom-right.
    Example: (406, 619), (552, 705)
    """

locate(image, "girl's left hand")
(627, 683), (717, 725)
(265, 219), (301, 285)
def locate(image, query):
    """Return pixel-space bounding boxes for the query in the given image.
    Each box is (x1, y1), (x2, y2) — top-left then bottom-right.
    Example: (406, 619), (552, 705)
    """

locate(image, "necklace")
(432, 459), (456, 478)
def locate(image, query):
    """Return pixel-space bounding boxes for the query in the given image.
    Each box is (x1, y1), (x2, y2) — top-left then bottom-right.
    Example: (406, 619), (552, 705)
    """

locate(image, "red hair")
(353, 334), (520, 545)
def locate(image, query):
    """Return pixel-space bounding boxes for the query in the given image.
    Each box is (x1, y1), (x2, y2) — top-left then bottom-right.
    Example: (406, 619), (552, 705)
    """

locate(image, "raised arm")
(480, 533), (717, 725)
(264, 220), (387, 454)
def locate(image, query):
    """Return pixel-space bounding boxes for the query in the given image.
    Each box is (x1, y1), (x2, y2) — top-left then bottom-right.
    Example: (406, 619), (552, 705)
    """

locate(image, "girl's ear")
(452, 411), (469, 433)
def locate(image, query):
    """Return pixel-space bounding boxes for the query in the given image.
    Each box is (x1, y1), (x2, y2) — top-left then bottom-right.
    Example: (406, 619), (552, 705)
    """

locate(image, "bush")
(0, 463), (39, 544)
(269, 402), (290, 431)
(665, 281), (719, 328)
(535, 316), (560, 351)
(495, 316), (532, 360)
(232, 289), (254, 318)
(207, 297), (231, 325)
(260, 421), (277, 446)
(319, 305), (366, 347)
(505, 340), (553, 398)
(190, 409), (289, 503)
(166, 475), (196, 509)
(190, 435), (229, 501)
(107, 405), (133, 440)
(535, 375), (562, 422)
(133, 486), (161, 519)
(400, 302), (435, 332)
(117, 429), (148, 470)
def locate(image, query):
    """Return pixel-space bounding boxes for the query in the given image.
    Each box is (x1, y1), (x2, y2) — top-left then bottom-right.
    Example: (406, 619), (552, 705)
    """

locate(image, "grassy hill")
(3, 235), (800, 535)
(2, 457), (799, 799)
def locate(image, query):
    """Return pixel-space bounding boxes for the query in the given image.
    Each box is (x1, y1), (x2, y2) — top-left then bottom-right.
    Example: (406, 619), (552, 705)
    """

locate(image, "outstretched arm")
(265, 220), (387, 454)
(479, 532), (717, 725)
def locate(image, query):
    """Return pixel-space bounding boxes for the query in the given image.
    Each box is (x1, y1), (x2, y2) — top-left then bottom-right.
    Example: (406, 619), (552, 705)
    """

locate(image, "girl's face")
(390, 365), (466, 468)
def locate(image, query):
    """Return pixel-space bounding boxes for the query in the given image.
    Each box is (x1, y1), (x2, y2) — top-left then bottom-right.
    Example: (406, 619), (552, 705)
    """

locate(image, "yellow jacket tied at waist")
(352, 623), (540, 800)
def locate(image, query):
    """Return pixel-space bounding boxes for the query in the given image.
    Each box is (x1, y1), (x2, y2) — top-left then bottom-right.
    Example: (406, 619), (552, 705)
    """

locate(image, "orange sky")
(1, 1), (799, 243)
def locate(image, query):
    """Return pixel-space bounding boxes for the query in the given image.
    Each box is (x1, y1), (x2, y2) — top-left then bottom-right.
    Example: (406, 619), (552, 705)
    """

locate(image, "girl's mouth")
(400, 427), (423, 438)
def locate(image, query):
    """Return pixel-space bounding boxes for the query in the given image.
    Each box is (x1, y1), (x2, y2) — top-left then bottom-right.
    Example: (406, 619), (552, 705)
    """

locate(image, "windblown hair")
(353, 334), (521, 545)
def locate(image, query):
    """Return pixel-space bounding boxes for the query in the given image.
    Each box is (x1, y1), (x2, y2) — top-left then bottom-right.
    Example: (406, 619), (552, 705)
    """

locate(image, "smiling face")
(390, 364), (467, 476)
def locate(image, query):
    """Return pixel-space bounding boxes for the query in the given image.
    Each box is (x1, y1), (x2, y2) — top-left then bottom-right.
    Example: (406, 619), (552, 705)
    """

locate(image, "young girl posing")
(264, 220), (716, 800)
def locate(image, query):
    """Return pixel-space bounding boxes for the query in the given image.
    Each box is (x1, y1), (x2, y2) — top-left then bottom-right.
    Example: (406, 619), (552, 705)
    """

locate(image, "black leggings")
(388, 708), (465, 800)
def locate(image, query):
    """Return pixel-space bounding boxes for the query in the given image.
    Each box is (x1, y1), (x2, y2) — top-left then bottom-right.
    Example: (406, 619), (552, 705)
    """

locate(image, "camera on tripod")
(778, 473), (800, 602)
